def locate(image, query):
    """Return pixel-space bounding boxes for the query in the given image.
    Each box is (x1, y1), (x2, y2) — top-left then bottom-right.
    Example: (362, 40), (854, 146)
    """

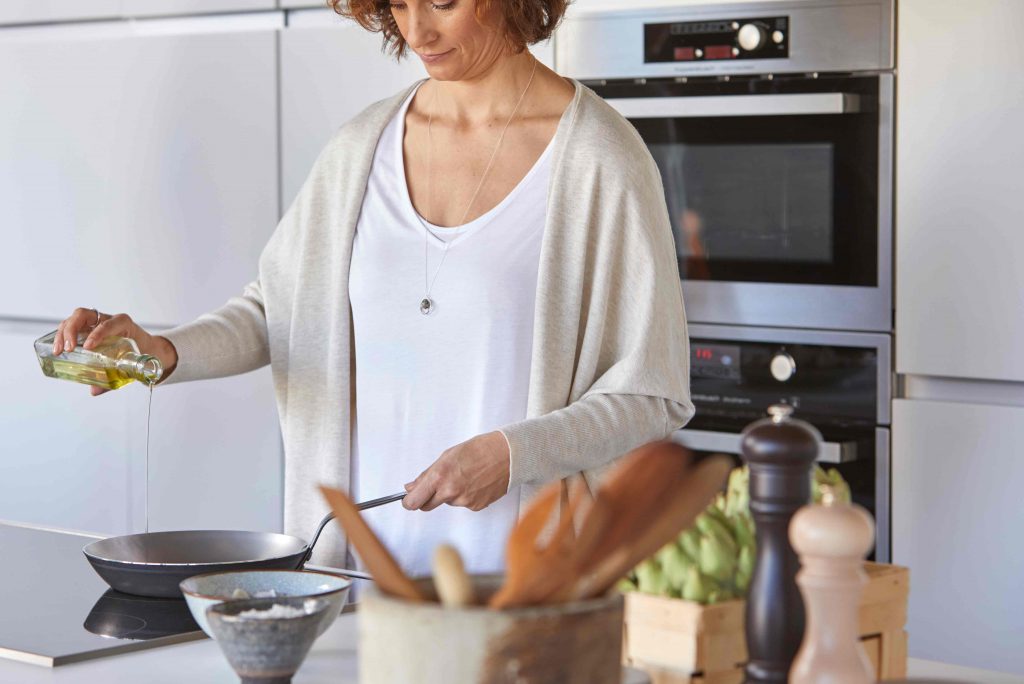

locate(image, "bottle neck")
(116, 353), (163, 385)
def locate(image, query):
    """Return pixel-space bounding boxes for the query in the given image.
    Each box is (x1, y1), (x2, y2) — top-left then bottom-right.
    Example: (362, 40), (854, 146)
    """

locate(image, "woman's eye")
(432, 1), (455, 10)
(389, 2), (406, 11)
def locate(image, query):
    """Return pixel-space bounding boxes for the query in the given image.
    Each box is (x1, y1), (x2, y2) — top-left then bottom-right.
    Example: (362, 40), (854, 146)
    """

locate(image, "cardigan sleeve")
(500, 392), (694, 489)
(157, 279), (271, 385)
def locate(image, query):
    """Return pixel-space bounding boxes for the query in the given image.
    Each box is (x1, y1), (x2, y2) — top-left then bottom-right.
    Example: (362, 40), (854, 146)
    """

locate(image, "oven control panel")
(690, 338), (878, 425)
(644, 16), (789, 63)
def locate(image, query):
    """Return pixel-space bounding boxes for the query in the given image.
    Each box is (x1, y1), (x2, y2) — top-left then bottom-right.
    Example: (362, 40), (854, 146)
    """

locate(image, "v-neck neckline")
(394, 81), (561, 248)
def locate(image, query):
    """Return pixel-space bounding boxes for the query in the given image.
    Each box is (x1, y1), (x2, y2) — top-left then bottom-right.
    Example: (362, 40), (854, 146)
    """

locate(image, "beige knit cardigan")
(163, 79), (695, 566)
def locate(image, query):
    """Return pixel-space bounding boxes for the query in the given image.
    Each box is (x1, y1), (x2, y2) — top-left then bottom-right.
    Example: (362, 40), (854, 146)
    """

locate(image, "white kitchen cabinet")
(121, 0), (275, 18)
(130, 360), (282, 534)
(0, 320), (136, 536)
(0, 1), (121, 26)
(0, 28), (278, 326)
(895, 0), (1024, 382)
(0, 316), (282, 537)
(280, 12), (427, 209)
(892, 398), (1024, 675)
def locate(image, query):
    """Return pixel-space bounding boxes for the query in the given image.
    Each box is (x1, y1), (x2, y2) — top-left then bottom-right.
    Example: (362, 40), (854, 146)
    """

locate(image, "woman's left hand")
(402, 431), (511, 512)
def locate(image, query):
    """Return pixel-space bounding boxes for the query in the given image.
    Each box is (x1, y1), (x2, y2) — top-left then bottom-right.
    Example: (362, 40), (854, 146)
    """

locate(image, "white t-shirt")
(349, 85), (554, 576)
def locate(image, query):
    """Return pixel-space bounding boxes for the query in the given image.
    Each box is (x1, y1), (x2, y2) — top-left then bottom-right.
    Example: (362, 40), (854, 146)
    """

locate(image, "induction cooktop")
(0, 521), (205, 667)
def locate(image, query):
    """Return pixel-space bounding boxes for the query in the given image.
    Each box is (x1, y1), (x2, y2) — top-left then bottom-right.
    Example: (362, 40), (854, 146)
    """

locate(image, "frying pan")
(82, 492), (405, 598)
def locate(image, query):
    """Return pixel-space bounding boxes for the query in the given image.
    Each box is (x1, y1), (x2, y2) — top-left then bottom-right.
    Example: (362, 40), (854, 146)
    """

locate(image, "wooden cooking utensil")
(490, 441), (698, 609)
(432, 544), (476, 607)
(318, 485), (425, 602)
(571, 453), (734, 600)
(573, 442), (694, 575)
(488, 482), (563, 609)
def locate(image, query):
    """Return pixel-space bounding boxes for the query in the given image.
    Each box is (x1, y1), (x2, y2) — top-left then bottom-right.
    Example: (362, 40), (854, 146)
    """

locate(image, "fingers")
(54, 307), (101, 354)
(83, 313), (133, 350)
(90, 386), (109, 397)
(402, 473), (436, 511)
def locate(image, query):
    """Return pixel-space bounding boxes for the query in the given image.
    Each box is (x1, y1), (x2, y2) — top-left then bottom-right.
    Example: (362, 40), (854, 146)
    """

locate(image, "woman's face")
(389, 0), (511, 81)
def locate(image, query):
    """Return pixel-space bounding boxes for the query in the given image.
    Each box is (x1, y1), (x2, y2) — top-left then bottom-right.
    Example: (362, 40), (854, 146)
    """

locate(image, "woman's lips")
(418, 49), (453, 64)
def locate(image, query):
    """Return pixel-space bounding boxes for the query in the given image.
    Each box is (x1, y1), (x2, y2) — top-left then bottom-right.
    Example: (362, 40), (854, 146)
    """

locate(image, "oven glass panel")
(604, 75), (880, 287)
(651, 142), (834, 265)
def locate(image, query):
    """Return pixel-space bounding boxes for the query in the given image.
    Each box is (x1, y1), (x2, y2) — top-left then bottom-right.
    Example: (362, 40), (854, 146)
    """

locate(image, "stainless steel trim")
(687, 323), (892, 425)
(673, 428), (859, 463)
(606, 93), (861, 119)
(874, 427), (890, 563)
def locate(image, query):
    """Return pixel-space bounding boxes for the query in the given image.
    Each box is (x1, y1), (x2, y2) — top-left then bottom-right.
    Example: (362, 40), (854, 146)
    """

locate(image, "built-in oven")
(674, 324), (891, 561)
(557, 0), (894, 332)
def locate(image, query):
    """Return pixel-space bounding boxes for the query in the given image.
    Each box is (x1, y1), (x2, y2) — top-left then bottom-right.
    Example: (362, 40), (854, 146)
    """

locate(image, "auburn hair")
(330, 0), (568, 58)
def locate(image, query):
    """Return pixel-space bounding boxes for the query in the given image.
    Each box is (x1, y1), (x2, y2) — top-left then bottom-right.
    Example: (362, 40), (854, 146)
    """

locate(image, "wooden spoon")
(488, 481), (561, 609)
(318, 485), (425, 602)
(571, 454), (734, 600)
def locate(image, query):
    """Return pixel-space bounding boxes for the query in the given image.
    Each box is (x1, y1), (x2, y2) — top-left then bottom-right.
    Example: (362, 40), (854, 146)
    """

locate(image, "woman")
(52, 0), (694, 575)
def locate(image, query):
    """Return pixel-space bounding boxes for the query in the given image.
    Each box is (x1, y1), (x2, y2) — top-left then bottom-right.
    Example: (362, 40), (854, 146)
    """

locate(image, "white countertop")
(0, 612), (360, 684)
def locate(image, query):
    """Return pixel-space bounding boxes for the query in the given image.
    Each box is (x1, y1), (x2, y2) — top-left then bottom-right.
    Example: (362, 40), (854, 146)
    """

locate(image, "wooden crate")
(623, 562), (909, 683)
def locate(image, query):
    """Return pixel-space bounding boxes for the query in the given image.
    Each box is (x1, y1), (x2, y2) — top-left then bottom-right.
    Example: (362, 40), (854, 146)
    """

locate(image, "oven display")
(691, 343), (741, 380)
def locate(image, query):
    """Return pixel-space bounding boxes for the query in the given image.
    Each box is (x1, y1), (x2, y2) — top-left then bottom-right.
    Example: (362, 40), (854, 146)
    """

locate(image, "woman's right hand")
(53, 308), (179, 395)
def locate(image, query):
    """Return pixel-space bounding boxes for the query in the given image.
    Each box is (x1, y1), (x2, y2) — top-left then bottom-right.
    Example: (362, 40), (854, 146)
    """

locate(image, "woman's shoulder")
(562, 82), (657, 177)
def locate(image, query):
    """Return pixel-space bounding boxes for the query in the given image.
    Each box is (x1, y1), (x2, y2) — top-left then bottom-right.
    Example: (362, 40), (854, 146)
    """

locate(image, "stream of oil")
(146, 382), (153, 533)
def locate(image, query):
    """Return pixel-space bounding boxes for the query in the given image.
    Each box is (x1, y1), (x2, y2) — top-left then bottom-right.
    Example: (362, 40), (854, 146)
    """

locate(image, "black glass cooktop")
(0, 522), (204, 667)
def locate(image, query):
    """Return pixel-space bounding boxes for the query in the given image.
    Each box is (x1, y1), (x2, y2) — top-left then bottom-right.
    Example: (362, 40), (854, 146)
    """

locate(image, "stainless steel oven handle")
(672, 428), (859, 464)
(606, 93), (862, 119)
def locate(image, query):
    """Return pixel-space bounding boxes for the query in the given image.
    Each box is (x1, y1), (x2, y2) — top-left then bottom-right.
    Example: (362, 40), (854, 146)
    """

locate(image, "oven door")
(594, 74), (893, 331)
(674, 424), (890, 563)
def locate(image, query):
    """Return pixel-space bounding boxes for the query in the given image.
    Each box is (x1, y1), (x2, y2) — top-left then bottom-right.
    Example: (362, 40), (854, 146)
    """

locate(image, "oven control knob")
(738, 23), (766, 51)
(770, 352), (797, 382)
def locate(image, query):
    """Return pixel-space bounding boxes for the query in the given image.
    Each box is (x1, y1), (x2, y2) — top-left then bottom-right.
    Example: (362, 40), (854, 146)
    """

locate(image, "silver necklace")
(419, 58), (538, 316)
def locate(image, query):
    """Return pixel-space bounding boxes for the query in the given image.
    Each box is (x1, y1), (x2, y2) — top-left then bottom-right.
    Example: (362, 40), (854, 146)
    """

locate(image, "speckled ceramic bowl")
(180, 569), (350, 638)
(206, 595), (332, 684)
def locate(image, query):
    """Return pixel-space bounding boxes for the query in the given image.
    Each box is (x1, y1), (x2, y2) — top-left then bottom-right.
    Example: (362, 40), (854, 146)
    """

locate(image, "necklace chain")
(420, 58), (538, 315)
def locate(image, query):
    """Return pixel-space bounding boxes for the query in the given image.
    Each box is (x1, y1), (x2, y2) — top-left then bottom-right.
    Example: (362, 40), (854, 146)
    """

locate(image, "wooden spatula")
(318, 485), (425, 602)
(571, 454), (734, 600)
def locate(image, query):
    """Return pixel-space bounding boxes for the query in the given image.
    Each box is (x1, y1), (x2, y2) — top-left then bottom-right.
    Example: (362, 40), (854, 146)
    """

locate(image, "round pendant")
(420, 297), (434, 315)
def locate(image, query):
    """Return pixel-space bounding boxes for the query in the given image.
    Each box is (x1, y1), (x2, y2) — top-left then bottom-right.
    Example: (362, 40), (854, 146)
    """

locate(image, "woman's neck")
(427, 51), (538, 128)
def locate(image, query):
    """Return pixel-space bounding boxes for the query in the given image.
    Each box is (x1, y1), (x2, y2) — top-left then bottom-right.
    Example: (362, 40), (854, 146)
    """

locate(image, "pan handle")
(298, 491), (407, 568)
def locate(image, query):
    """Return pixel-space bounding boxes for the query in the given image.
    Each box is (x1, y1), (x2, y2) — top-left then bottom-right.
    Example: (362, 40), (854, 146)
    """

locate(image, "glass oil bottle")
(34, 330), (162, 389)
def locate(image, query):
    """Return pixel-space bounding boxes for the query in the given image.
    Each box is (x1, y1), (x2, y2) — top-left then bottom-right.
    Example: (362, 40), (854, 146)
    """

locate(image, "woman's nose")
(404, 7), (439, 52)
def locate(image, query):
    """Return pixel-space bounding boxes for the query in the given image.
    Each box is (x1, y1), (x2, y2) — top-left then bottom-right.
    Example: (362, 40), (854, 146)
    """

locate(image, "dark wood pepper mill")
(741, 404), (821, 684)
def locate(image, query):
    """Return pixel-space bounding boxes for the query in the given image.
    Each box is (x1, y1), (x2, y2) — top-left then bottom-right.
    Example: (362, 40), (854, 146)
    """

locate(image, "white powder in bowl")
(236, 599), (320, 620)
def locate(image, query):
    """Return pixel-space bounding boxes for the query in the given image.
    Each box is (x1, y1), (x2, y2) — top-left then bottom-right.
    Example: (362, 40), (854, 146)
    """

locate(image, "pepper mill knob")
(789, 487), (876, 684)
(741, 404), (820, 684)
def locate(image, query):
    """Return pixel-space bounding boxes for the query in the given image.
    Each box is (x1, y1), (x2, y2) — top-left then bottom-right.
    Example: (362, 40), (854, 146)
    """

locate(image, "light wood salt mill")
(789, 485), (876, 684)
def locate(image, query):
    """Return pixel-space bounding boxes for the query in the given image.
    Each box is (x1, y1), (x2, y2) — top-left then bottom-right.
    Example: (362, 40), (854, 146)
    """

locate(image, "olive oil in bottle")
(34, 330), (163, 389)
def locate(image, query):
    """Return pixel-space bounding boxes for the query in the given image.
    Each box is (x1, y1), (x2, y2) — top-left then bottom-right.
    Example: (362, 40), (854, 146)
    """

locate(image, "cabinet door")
(0, 1), (121, 25)
(122, 0), (275, 18)
(892, 398), (1024, 675)
(280, 16), (427, 209)
(896, 0), (1024, 381)
(0, 28), (278, 327)
(0, 320), (136, 536)
(132, 364), (282, 533)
